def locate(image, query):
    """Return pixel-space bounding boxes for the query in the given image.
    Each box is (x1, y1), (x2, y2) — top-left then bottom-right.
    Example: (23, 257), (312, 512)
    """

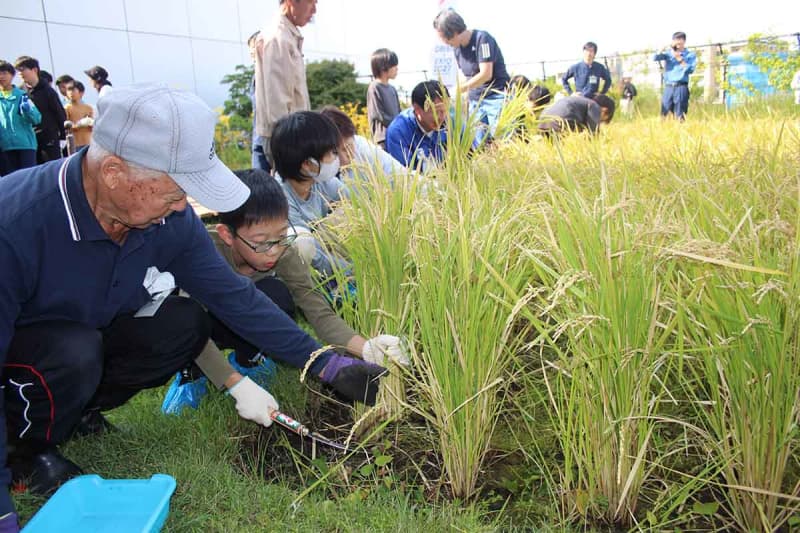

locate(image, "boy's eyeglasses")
(232, 223), (298, 254)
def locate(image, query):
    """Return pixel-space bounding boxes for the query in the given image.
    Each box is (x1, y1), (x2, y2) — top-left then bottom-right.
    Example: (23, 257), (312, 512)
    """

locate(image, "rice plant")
(516, 166), (678, 526)
(323, 164), (422, 424)
(406, 172), (539, 499)
(666, 148), (800, 529)
(675, 270), (800, 530)
(313, 92), (800, 529)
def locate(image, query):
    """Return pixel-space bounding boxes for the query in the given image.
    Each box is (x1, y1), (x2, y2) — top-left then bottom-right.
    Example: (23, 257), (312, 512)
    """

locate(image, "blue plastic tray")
(22, 474), (177, 533)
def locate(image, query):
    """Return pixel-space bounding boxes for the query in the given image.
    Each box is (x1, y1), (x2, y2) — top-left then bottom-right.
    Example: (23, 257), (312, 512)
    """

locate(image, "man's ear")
(98, 155), (126, 190)
(216, 223), (235, 246)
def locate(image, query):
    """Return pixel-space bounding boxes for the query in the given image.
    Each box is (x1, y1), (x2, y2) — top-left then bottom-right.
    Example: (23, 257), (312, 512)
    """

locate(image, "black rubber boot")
(9, 447), (83, 495)
(73, 408), (117, 437)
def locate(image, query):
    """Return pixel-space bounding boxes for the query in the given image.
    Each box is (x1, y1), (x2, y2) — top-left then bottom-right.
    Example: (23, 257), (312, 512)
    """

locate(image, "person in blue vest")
(562, 42), (612, 99)
(433, 8), (509, 147)
(385, 80), (449, 173)
(653, 31), (697, 121)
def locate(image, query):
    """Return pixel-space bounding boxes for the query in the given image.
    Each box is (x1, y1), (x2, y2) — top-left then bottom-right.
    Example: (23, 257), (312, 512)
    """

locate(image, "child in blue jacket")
(0, 60), (41, 176)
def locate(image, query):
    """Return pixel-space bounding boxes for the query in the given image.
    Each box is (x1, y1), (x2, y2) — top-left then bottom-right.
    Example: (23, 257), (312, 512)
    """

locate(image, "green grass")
(15, 369), (493, 532)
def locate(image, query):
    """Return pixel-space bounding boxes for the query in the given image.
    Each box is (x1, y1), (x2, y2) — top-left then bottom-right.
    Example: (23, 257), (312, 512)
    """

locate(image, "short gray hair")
(433, 9), (466, 40)
(87, 140), (164, 181)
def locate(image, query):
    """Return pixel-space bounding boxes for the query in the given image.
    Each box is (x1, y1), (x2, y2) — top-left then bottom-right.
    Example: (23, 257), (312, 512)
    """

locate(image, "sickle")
(270, 411), (350, 452)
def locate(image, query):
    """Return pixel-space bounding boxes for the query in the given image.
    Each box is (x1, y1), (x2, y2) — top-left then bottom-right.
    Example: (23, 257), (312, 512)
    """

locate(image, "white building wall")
(0, 0), (280, 108)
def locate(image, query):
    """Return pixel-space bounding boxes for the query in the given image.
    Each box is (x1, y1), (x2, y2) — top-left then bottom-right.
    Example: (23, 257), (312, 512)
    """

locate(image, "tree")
(220, 64), (254, 133)
(743, 33), (800, 91)
(306, 59), (368, 109)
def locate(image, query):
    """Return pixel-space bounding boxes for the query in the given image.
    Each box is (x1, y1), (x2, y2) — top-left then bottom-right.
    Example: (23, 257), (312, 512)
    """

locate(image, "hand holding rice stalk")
(321, 165), (421, 426)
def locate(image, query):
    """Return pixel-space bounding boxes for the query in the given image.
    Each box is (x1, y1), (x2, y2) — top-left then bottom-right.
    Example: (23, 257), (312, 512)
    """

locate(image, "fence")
(354, 32), (800, 103)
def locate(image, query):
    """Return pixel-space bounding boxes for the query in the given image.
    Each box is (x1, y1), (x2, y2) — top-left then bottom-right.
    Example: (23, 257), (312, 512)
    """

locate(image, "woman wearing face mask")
(271, 111), (349, 278)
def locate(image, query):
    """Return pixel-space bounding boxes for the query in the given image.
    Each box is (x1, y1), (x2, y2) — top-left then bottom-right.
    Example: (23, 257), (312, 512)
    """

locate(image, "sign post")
(430, 0), (459, 92)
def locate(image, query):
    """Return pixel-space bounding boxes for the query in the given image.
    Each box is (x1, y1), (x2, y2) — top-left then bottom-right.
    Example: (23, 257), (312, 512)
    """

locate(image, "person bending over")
(214, 169), (407, 367)
(385, 80), (449, 172)
(537, 94), (615, 136)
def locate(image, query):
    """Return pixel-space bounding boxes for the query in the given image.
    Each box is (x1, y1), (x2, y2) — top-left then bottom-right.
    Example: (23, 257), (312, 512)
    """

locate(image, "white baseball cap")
(93, 84), (250, 212)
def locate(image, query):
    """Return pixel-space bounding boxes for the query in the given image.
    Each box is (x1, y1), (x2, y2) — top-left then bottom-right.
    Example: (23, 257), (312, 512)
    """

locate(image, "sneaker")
(161, 370), (209, 415)
(324, 279), (357, 309)
(9, 447), (83, 496)
(73, 408), (117, 437)
(227, 352), (277, 390)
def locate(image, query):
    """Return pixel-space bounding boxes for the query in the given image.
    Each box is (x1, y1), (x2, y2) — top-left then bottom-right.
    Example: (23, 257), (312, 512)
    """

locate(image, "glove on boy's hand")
(362, 335), (410, 366)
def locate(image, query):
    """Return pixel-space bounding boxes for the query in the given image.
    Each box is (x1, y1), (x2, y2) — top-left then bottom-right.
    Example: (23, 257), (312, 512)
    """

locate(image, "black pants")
(35, 138), (61, 164)
(251, 143), (272, 173)
(0, 149), (36, 176)
(2, 297), (210, 450)
(210, 276), (295, 365)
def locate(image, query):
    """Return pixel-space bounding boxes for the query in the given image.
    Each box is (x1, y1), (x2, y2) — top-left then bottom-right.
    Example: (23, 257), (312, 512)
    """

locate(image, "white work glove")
(362, 335), (410, 366)
(75, 116), (94, 128)
(228, 376), (278, 427)
(292, 226), (316, 264)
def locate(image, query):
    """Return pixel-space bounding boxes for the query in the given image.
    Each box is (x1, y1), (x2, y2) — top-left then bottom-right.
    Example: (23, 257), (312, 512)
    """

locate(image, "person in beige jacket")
(254, 0), (316, 166)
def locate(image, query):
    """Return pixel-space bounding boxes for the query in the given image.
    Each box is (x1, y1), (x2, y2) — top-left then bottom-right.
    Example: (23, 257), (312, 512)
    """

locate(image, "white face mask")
(309, 157), (340, 183)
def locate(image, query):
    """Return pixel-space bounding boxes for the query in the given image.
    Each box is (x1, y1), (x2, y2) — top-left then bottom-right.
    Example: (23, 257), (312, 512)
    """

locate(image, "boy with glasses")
(164, 168), (407, 413)
(215, 168), (405, 366)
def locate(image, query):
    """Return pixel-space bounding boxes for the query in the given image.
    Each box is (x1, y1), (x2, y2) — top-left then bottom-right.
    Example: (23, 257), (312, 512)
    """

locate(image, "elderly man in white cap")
(0, 84), (385, 531)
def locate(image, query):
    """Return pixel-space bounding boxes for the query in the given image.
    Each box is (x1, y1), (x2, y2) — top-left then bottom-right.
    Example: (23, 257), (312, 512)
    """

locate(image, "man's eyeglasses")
(232, 223), (298, 254)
